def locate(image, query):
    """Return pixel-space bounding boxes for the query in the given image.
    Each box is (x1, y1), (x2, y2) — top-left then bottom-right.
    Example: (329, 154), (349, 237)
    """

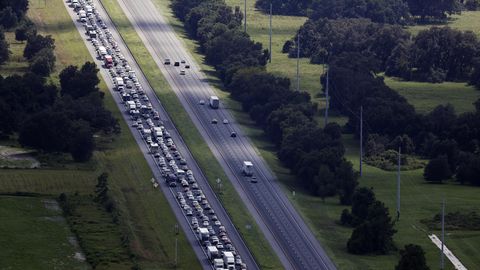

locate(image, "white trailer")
(198, 227), (209, 241)
(242, 161), (253, 176)
(223, 251), (235, 269)
(213, 258), (224, 269)
(209, 96), (219, 109)
(207, 245), (219, 260)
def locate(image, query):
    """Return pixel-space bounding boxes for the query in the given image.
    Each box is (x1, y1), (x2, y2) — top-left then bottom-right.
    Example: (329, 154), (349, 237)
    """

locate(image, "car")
(251, 176), (258, 183)
(164, 59), (171, 65)
(203, 220), (209, 226)
(214, 220), (221, 226)
(169, 181), (177, 187)
(179, 70), (186, 75)
(180, 60), (186, 64)
(199, 99), (205, 105)
(185, 65), (190, 69)
(211, 118), (218, 124)
(186, 209), (193, 216)
(174, 61), (180, 66)
(211, 215), (218, 221)
(230, 131), (237, 137)
(223, 119), (229, 124)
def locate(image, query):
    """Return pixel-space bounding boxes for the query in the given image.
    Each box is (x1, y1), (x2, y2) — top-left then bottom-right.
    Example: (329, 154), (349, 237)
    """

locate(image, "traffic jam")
(68, 0), (247, 269)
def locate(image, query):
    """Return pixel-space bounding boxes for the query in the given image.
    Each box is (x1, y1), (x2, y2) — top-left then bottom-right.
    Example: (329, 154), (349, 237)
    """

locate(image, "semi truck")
(207, 245), (219, 260)
(223, 251), (235, 270)
(213, 258), (224, 270)
(198, 227), (209, 241)
(209, 96), (219, 109)
(242, 161), (253, 176)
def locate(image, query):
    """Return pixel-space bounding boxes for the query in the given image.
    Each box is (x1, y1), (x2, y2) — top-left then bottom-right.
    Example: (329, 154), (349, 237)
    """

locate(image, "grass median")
(0, 0), (200, 268)
(99, 0), (283, 268)
(147, 0), (480, 269)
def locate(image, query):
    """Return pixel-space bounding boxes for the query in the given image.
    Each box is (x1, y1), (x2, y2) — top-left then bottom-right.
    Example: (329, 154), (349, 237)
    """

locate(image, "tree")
(314, 165), (336, 200)
(0, 28), (9, 64)
(60, 62), (100, 99)
(29, 47), (56, 76)
(347, 201), (396, 254)
(395, 244), (430, 270)
(0, 6), (17, 28)
(0, 0), (29, 17)
(407, 0), (460, 21)
(23, 34), (55, 59)
(424, 155), (452, 183)
(350, 187), (376, 225)
(456, 153), (480, 186)
(336, 160), (359, 205)
(15, 19), (36, 42)
(18, 109), (72, 152)
(69, 120), (94, 162)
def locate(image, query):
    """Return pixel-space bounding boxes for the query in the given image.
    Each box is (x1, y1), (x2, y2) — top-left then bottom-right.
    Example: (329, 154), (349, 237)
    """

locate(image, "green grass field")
(0, 0), (201, 269)
(148, 0), (480, 269)
(98, 0), (283, 268)
(0, 195), (88, 270)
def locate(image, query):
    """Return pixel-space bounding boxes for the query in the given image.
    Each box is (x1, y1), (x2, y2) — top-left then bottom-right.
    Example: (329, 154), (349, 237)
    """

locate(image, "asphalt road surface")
(114, 0), (337, 269)
(64, 0), (259, 269)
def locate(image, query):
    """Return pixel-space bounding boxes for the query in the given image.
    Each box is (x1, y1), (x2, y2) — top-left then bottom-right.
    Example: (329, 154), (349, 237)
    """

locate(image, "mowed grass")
(0, 0), (200, 269)
(0, 196), (88, 270)
(98, 0), (283, 269)
(384, 77), (480, 114)
(145, 0), (480, 269)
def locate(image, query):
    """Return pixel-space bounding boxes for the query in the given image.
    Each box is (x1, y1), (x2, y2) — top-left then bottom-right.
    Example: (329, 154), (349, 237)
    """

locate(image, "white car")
(223, 119), (229, 124)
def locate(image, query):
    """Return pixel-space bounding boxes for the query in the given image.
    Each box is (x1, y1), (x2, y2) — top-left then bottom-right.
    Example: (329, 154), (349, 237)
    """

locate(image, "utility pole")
(441, 199), (445, 270)
(296, 34), (300, 91)
(359, 106), (363, 177)
(269, 2), (272, 63)
(396, 146), (401, 221)
(244, 0), (247, 33)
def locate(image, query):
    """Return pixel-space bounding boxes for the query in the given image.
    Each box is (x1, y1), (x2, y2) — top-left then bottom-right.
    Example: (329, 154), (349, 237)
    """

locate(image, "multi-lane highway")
(114, 0), (337, 269)
(63, 0), (258, 269)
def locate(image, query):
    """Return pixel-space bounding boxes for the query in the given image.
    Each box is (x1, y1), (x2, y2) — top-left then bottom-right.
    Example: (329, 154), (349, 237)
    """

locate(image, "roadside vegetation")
(0, 0), (201, 269)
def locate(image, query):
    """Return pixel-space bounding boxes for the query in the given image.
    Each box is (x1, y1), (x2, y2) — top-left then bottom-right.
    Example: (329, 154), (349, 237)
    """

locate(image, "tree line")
(172, 0), (359, 204)
(0, 61), (119, 162)
(256, 0), (465, 24)
(285, 17), (480, 84)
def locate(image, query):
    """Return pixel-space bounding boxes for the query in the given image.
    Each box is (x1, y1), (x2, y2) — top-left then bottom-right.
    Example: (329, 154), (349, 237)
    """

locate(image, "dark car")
(174, 61), (180, 66)
(230, 132), (237, 137)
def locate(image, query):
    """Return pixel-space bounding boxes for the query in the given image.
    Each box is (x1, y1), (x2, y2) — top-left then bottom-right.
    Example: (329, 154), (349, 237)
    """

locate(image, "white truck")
(242, 161), (253, 176)
(223, 251), (235, 270)
(209, 96), (219, 109)
(114, 77), (124, 91)
(213, 258), (224, 270)
(207, 245), (219, 260)
(198, 227), (209, 241)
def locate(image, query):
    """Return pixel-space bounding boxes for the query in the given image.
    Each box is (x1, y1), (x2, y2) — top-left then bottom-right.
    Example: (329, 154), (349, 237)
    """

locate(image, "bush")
(0, 6), (17, 28)
(395, 244), (430, 270)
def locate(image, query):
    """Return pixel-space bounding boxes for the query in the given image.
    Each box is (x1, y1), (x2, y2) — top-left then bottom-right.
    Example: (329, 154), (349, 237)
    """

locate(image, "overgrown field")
(0, 0), (200, 268)
(152, 0), (480, 269)
(0, 195), (88, 270)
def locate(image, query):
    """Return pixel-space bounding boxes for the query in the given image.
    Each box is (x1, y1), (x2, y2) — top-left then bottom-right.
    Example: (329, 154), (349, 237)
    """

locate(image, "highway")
(114, 0), (337, 269)
(63, 0), (259, 269)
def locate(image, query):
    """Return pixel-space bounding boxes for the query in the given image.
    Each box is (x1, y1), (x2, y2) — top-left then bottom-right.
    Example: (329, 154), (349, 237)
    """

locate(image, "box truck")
(209, 96), (219, 109)
(242, 161), (253, 176)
